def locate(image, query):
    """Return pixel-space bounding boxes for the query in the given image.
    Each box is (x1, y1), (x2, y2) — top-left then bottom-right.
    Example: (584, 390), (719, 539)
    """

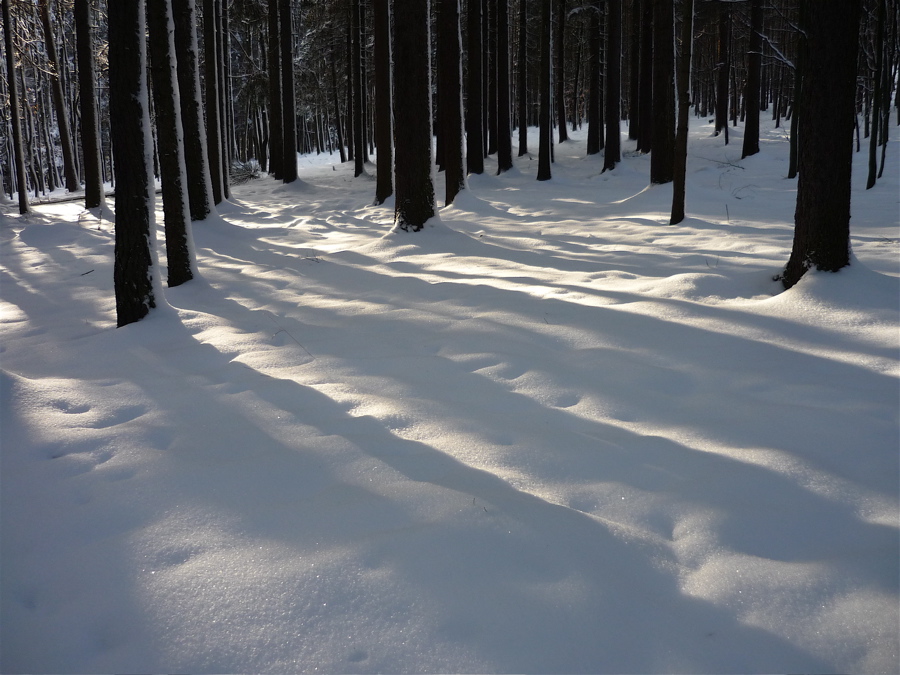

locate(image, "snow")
(2, 119), (898, 673)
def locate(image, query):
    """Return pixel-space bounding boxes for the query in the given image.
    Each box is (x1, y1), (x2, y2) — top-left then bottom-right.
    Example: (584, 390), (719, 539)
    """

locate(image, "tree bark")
(537, 0), (553, 180)
(466, 0), (485, 173)
(670, 0), (693, 224)
(741, 0), (763, 158)
(147, 0), (194, 287)
(267, 0), (284, 179)
(586, 0), (602, 155)
(74, 0), (103, 209)
(556, 0), (569, 142)
(603, 0), (622, 170)
(39, 0), (79, 193)
(866, 0), (886, 189)
(2, 0), (29, 213)
(352, 0), (365, 177)
(517, 0), (528, 156)
(393, 0), (435, 229)
(650, 0), (674, 184)
(373, 0), (392, 203)
(280, 0), (297, 183)
(782, 0), (862, 289)
(496, 0), (513, 172)
(109, 0), (157, 326)
(203, 0), (224, 202)
(439, 0), (466, 202)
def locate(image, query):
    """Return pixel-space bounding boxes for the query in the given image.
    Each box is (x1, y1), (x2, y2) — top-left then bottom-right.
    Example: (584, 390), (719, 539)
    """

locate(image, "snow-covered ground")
(2, 119), (898, 673)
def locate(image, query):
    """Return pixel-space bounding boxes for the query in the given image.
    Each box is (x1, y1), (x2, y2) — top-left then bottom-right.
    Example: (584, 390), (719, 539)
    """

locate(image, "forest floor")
(1, 118), (898, 673)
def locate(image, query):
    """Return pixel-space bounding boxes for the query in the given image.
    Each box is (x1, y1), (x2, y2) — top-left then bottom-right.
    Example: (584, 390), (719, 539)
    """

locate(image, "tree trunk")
(867, 0), (886, 189)
(586, 0), (602, 155)
(218, 0), (231, 198)
(556, 0), (569, 142)
(517, 0), (528, 156)
(147, 0), (194, 287)
(537, 0), (553, 180)
(603, 0), (622, 170)
(373, 0), (392, 203)
(496, 0), (513, 172)
(636, 0), (653, 153)
(280, 0), (297, 183)
(782, 0), (862, 289)
(203, 0), (224, 202)
(439, 0), (466, 202)
(715, 0), (730, 140)
(39, 0), (79, 193)
(741, 0), (762, 158)
(466, 0), (485, 173)
(352, 0), (365, 177)
(2, 0), (29, 214)
(393, 0), (435, 229)
(670, 0), (693, 224)
(109, 0), (157, 326)
(650, 0), (674, 184)
(172, 0), (213, 219)
(74, 0), (103, 209)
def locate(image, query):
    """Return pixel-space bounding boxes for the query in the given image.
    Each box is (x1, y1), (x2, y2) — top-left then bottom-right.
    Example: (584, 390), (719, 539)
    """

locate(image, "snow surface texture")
(2, 120), (898, 673)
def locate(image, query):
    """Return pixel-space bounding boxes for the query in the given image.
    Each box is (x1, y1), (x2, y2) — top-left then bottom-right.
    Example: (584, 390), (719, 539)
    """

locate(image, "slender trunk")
(39, 0), (79, 193)
(352, 0), (365, 176)
(3, 0), (29, 213)
(670, 0), (693, 224)
(741, 0), (763, 158)
(556, 0), (568, 142)
(603, 0), (622, 170)
(496, 0), (513, 172)
(867, 0), (886, 189)
(280, 0), (297, 183)
(330, 47), (346, 164)
(466, 0), (485, 173)
(537, 0), (553, 180)
(636, 0), (653, 152)
(75, 0), (103, 207)
(203, 0), (223, 202)
(439, 0), (465, 202)
(373, 0), (392, 202)
(517, 0), (528, 155)
(715, 0), (729, 139)
(218, 0), (231, 198)
(147, 0), (193, 286)
(587, 0), (602, 155)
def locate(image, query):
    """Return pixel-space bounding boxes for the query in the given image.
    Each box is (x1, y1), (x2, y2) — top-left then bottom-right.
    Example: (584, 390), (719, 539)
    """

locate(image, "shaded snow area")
(2, 120), (898, 673)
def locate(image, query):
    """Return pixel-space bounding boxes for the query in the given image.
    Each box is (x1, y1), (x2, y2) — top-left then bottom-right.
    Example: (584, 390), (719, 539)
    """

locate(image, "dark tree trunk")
(556, 0), (569, 142)
(867, 0), (886, 189)
(439, 0), (465, 202)
(782, 0), (862, 289)
(636, 0), (653, 152)
(787, 0), (805, 179)
(650, 0), (674, 184)
(628, 0), (641, 141)
(537, 0), (553, 180)
(487, 0), (498, 155)
(603, 0), (622, 170)
(109, 0), (157, 327)
(147, 0), (194, 287)
(741, 0), (763, 158)
(39, 0), (79, 193)
(267, 0), (284, 179)
(393, 0), (435, 229)
(517, 0), (528, 155)
(715, 0), (730, 140)
(466, 0), (485, 173)
(3, 0), (29, 214)
(279, 0), (297, 183)
(670, 0), (693, 224)
(74, 0), (103, 209)
(203, 0), (224, 202)
(373, 0), (392, 203)
(586, 0), (602, 155)
(496, 0), (513, 172)
(330, 45), (346, 164)
(352, 0), (365, 177)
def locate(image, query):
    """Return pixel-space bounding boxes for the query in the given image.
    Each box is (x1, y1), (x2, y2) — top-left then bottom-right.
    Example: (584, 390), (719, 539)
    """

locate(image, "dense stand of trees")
(1, 0), (897, 322)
